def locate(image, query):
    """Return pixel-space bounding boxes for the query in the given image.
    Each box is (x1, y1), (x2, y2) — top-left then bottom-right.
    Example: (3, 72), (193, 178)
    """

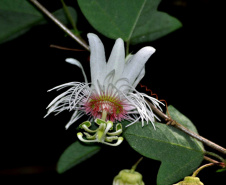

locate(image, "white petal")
(106, 38), (125, 84)
(65, 58), (88, 83)
(87, 33), (107, 91)
(132, 67), (145, 88)
(122, 46), (155, 86)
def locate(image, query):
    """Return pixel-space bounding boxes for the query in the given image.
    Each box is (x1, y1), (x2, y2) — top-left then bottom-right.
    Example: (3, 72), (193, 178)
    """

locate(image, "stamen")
(105, 136), (119, 142)
(83, 132), (96, 140)
(103, 121), (114, 136)
(77, 119), (123, 146)
(77, 132), (98, 143)
(107, 129), (122, 136)
(107, 123), (122, 136)
(82, 124), (97, 133)
(103, 137), (124, 146)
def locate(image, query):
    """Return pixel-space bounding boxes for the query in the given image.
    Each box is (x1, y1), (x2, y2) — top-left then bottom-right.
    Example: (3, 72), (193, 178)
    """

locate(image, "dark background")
(0, 0), (225, 184)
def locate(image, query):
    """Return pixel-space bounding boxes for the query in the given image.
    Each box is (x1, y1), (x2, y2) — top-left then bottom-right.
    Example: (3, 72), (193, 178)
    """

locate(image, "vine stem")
(30, 0), (90, 51)
(147, 101), (226, 155)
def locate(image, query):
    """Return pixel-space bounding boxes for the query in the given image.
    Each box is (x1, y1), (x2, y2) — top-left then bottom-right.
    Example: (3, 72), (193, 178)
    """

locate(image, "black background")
(0, 0), (225, 184)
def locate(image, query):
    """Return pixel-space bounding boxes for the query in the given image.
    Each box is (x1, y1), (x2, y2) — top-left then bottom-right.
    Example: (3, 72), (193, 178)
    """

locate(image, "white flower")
(45, 33), (163, 145)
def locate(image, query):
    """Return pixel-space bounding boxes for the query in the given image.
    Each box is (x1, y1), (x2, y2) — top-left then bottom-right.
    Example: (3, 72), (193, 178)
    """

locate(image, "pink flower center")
(84, 93), (127, 122)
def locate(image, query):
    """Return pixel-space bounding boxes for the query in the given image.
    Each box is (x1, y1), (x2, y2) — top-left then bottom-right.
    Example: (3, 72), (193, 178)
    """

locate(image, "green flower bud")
(174, 176), (204, 185)
(113, 169), (144, 185)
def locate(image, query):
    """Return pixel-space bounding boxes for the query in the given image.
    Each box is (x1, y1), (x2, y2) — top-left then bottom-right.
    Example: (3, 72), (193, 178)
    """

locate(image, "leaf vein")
(127, 0), (146, 41)
(125, 133), (203, 153)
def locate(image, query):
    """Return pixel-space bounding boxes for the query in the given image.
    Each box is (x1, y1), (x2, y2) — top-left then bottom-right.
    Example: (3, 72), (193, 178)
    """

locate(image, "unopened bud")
(113, 169), (144, 185)
(174, 176), (204, 185)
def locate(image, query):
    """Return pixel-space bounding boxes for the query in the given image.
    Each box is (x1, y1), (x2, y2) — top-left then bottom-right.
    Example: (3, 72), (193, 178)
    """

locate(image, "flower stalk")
(131, 157), (143, 173)
(192, 163), (214, 177)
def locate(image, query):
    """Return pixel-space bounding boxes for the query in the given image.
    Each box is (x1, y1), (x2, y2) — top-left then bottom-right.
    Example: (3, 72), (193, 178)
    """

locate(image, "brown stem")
(30, 0), (90, 51)
(172, 121), (226, 154)
(148, 102), (226, 155)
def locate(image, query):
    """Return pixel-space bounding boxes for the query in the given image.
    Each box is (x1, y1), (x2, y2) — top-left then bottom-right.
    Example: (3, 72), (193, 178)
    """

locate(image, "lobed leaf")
(124, 105), (204, 185)
(77, 0), (182, 44)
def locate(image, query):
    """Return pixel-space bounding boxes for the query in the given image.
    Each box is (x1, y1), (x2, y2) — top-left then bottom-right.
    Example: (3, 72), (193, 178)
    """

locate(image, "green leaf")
(57, 141), (101, 173)
(0, 0), (77, 44)
(124, 105), (204, 185)
(77, 0), (182, 44)
(167, 106), (204, 151)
